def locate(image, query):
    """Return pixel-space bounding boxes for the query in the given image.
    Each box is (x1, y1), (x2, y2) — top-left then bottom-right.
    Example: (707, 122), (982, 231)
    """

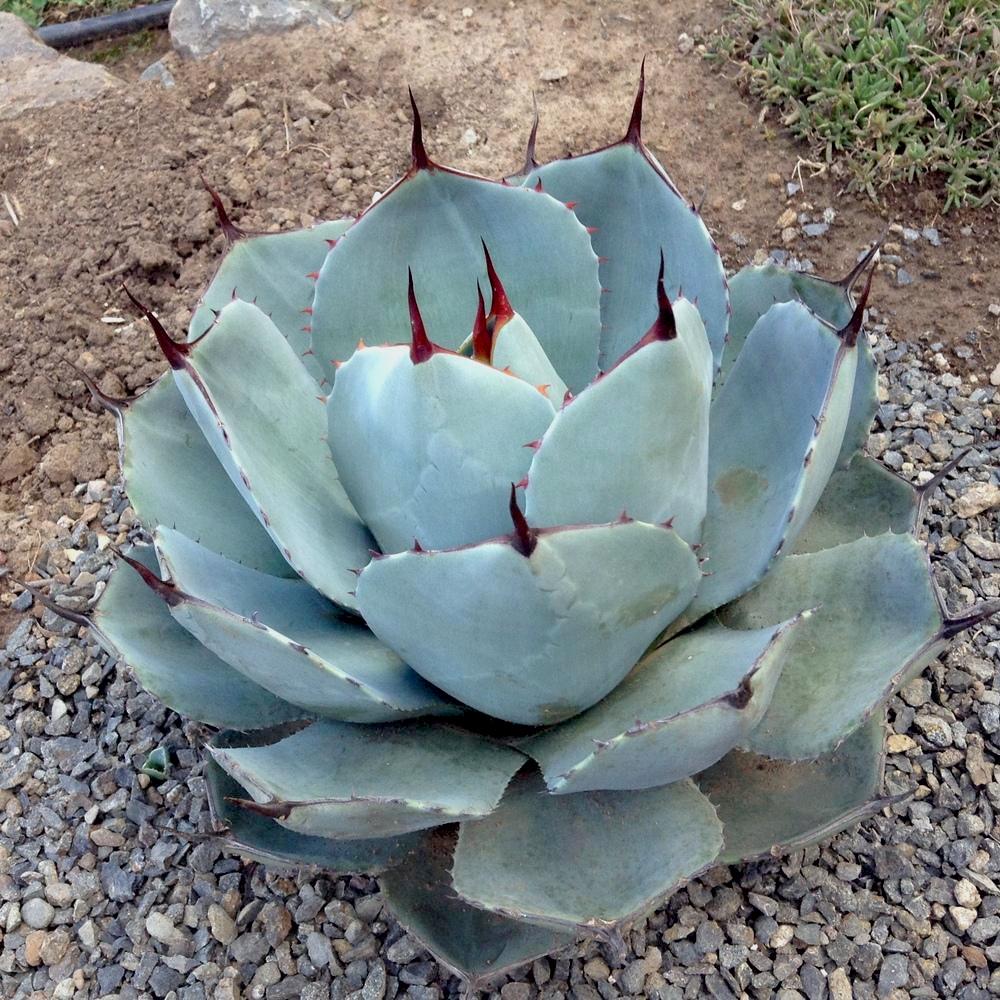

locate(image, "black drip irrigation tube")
(35, 0), (176, 49)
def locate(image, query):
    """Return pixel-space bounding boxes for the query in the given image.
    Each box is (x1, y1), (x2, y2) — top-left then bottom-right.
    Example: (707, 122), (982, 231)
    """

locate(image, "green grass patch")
(1, 0), (136, 28)
(716, 0), (1000, 210)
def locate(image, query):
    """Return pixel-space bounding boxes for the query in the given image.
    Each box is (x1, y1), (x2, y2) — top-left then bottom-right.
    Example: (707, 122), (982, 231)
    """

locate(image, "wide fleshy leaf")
(719, 532), (945, 759)
(490, 313), (569, 403)
(524, 617), (801, 794)
(689, 300), (858, 618)
(206, 758), (426, 874)
(524, 298), (712, 542)
(524, 143), (728, 370)
(166, 298), (373, 610)
(152, 527), (453, 722)
(356, 520), (702, 725)
(113, 373), (290, 576)
(793, 453), (921, 554)
(327, 346), (554, 553)
(209, 720), (524, 839)
(451, 773), (722, 933)
(699, 714), (888, 863)
(380, 831), (575, 986)
(190, 219), (353, 382)
(311, 167), (602, 392)
(720, 261), (878, 467)
(92, 547), (304, 731)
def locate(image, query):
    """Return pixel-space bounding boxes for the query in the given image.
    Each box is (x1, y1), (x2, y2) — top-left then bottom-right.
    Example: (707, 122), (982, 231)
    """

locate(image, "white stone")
(0, 14), (119, 121)
(170, 0), (352, 59)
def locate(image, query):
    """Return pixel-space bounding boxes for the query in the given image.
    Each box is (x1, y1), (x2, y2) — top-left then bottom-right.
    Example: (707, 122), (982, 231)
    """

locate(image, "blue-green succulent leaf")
(114, 373), (291, 576)
(719, 532), (945, 759)
(191, 219), (353, 382)
(451, 773), (722, 933)
(92, 547), (305, 731)
(689, 301), (858, 618)
(311, 169), (602, 392)
(720, 263), (853, 384)
(699, 714), (888, 863)
(209, 719), (524, 840)
(327, 346), (554, 553)
(380, 832), (576, 987)
(167, 299), (373, 610)
(490, 314), (569, 403)
(524, 298), (712, 542)
(356, 520), (701, 725)
(523, 144), (728, 370)
(151, 527), (454, 722)
(793, 453), (921, 553)
(524, 616), (801, 794)
(720, 261), (878, 467)
(206, 757), (427, 873)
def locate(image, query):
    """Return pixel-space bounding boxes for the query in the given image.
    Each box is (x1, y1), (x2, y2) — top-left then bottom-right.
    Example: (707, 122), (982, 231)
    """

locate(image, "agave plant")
(33, 73), (997, 985)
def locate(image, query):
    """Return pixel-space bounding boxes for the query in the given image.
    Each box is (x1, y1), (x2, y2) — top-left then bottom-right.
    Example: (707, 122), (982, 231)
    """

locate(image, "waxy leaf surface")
(720, 533), (943, 759)
(172, 299), (373, 609)
(525, 298), (712, 542)
(357, 520), (701, 725)
(153, 527), (453, 722)
(525, 618), (799, 793)
(93, 547), (304, 730)
(211, 720), (524, 839)
(452, 773), (722, 932)
(328, 347), (554, 553)
(312, 170), (602, 392)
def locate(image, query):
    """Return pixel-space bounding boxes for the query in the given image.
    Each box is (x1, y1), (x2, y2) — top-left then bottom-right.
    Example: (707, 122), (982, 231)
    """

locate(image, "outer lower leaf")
(206, 758), (426, 874)
(170, 299), (373, 610)
(524, 299), (712, 542)
(380, 831), (575, 987)
(524, 617), (801, 794)
(490, 314), (569, 403)
(524, 143), (728, 370)
(699, 714), (888, 863)
(793, 453), (921, 554)
(190, 219), (353, 382)
(451, 773), (722, 933)
(311, 169), (602, 392)
(116, 373), (291, 576)
(152, 527), (453, 722)
(209, 720), (524, 839)
(689, 301), (858, 618)
(356, 520), (702, 725)
(719, 532), (945, 759)
(720, 262), (877, 467)
(327, 346), (554, 553)
(92, 547), (304, 731)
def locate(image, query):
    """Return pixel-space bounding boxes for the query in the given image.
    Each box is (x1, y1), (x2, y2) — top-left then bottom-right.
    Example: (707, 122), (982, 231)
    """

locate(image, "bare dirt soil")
(1, 0), (998, 589)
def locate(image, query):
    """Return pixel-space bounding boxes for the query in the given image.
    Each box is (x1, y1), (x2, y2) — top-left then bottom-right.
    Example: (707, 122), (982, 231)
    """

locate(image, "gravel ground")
(1, 276), (999, 999)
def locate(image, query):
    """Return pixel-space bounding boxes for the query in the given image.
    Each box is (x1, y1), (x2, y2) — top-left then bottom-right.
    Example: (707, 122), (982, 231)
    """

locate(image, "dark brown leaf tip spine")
(408, 87), (431, 172)
(482, 240), (515, 330)
(838, 233), (885, 293)
(838, 262), (874, 347)
(123, 284), (190, 371)
(521, 92), (540, 175)
(66, 359), (128, 414)
(408, 269), (435, 364)
(200, 174), (246, 243)
(12, 580), (90, 628)
(119, 551), (185, 607)
(508, 484), (537, 557)
(940, 600), (1000, 640)
(471, 285), (492, 362)
(624, 57), (646, 146)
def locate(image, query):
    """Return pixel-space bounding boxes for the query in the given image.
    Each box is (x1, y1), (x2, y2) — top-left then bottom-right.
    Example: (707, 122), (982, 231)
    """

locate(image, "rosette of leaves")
(37, 73), (998, 986)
